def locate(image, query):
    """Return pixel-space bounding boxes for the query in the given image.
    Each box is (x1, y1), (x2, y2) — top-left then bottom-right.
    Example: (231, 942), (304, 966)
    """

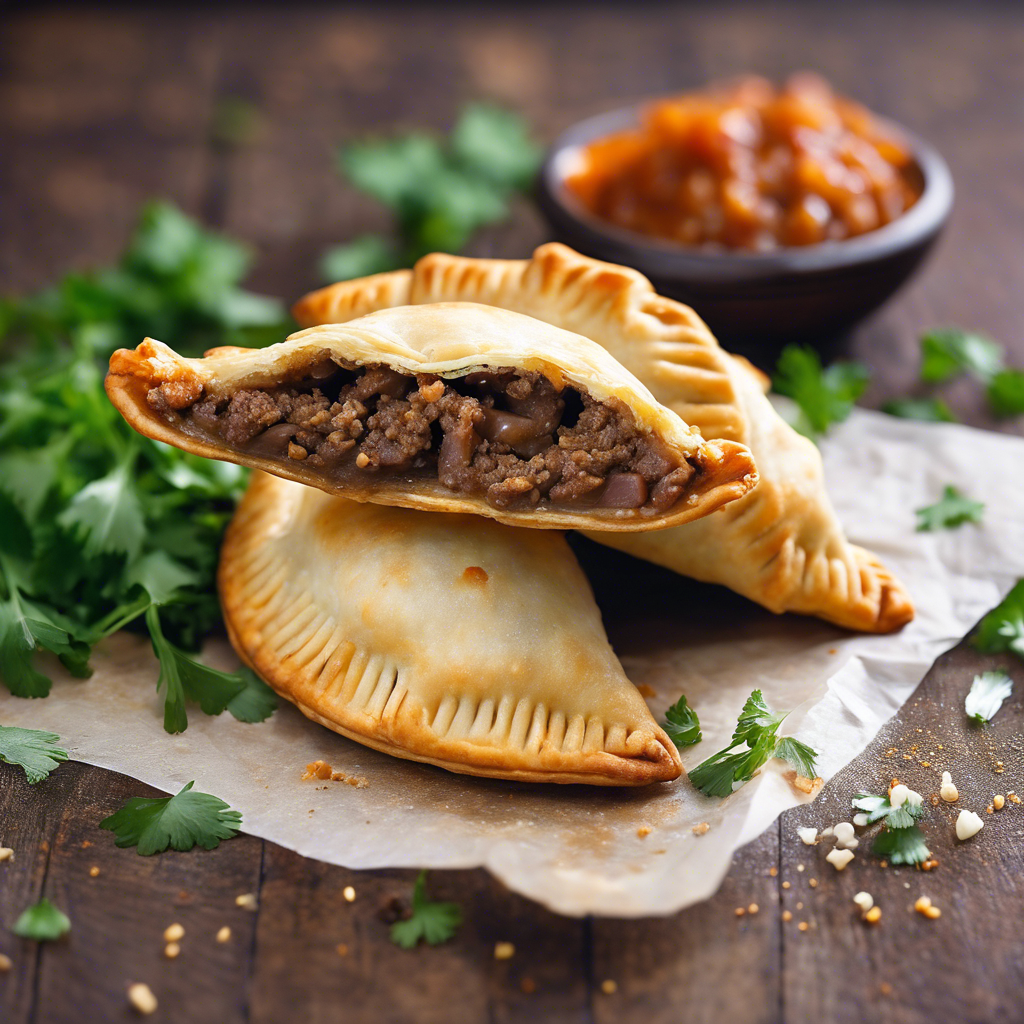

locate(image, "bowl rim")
(539, 101), (954, 281)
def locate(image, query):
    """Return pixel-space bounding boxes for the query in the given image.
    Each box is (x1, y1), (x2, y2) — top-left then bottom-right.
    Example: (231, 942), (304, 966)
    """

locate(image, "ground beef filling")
(151, 362), (697, 512)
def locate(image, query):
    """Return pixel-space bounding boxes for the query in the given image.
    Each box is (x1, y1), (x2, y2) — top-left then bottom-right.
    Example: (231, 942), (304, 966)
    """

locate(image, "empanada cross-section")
(106, 302), (756, 532)
(219, 472), (683, 786)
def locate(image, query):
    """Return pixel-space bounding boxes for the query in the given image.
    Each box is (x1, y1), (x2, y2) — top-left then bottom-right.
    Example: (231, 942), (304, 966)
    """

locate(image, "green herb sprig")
(321, 103), (542, 282)
(852, 789), (931, 865)
(915, 485), (985, 532)
(390, 871), (463, 949)
(972, 579), (1024, 662)
(0, 203), (287, 731)
(771, 345), (869, 441)
(0, 725), (68, 783)
(965, 670), (1014, 725)
(663, 694), (701, 748)
(13, 898), (71, 941)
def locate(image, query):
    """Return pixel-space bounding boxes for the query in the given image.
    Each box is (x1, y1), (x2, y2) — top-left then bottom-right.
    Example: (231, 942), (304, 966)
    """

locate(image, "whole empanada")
(106, 303), (756, 532)
(219, 471), (682, 786)
(293, 245), (913, 633)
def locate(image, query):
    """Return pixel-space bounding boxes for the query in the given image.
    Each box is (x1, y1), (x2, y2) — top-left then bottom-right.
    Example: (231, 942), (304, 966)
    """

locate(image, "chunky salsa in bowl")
(538, 74), (952, 348)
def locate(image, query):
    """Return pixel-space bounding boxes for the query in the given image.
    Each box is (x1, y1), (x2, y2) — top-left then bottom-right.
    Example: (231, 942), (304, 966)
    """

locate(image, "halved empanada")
(293, 245), (913, 633)
(106, 303), (756, 532)
(219, 471), (682, 785)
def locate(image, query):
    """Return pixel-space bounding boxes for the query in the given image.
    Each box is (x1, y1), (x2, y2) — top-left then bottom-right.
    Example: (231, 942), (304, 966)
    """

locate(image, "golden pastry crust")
(219, 472), (683, 786)
(106, 302), (757, 533)
(294, 245), (913, 633)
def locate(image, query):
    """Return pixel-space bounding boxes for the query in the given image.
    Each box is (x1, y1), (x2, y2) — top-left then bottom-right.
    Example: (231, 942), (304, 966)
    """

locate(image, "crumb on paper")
(637, 826), (652, 838)
(163, 923), (184, 943)
(494, 941), (515, 960)
(302, 760), (369, 788)
(790, 774), (823, 796)
(692, 822), (710, 836)
(164, 943), (180, 959)
(636, 684), (657, 699)
(343, 885), (356, 903)
(217, 927), (231, 944)
(336, 942), (349, 957)
(600, 979), (617, 995)
(127, 983), (158, 1015)
(236, 893), (258, 911)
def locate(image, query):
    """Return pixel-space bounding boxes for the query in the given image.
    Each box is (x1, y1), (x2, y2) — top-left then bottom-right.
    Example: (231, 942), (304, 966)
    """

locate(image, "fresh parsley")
(915, 485), (985, 532)
(0, 203), (287, 730)
(687, 690), (818, 798)
(663, 694), (701, 748)
(971, 579), (1024, 661)
(920, 328), (1004, 384)
(99, 780), (243, 855)
(0, 725), (68, 783)
(964, 670), (1014, 725)
(880, 397), (956, 423)
(852, 790), (930, 865)
(772, 345), (869, 440)
(987, 369), (1024, 417)
(390, 871), (462, 949)
(321, 103), (541, 282)
(13, 898), (71, 941)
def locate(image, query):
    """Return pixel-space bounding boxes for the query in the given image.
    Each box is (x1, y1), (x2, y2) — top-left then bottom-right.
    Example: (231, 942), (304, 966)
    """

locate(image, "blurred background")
(2, 0), (1022, 413)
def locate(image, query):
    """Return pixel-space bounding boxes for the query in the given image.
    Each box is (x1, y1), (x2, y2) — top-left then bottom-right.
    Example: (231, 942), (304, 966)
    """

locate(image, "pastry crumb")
(217, 927), (232, 944)
(494, 941), (515, 960)
(864, 907), (882, 925)
(235, 893), (258, 911)
(302, 760), (369, 788)
(163, 923), (185, 943)
(781, 910), (792, 922)
(520, 977), (536, 994)
(791, 774), (823, 796)
(89, 866), (100, 877)
(336, 942), (349, 957)
(747, 903), (759, 915)
(993, 794), (1005, 810)
(127, 983), (158, 1015)
(797, 921), (809, 932)
(734, 907), (746, 917)
(600, 979), (617, 995)
(343, 886), (356, 903)
(164, 943), (180, 960)
(636, 826), (652, 838)
(0, 847), (13, 863)
(692, 822), (710, 836)
(0, 953), (12, 972)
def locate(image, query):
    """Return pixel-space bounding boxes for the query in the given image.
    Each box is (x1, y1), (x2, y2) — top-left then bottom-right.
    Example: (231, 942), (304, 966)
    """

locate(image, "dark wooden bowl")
(537, 104), (954, 352)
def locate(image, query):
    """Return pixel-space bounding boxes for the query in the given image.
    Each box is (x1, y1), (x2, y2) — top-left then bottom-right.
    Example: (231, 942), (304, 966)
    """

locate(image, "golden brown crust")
(105, 304), (758, 533)
(293, 244), (914, 634)
(219, 472), (683, 786)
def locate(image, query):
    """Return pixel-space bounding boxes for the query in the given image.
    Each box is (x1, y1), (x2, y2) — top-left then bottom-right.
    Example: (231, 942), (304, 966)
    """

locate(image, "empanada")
(294, 245), (913, 633)
(219, 471), (682, 785)
(106, 303), (756, 532)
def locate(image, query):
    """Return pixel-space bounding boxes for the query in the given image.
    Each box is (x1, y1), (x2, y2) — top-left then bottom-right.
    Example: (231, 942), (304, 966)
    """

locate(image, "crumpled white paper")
(2, 410), (1022, 917)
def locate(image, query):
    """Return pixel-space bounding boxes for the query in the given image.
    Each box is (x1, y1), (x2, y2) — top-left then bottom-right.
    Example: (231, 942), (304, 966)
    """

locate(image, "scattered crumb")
(809, 876), (821, 886)
(828, 648), (838, 654)
(920, 857), (939, 872)
(1011, 793), (1022, 804)
(956, 810), (984, 841)
(994, 795), (1005, 811)
(797, 827), (818, 845)
(853, 892), (873, 913)
(89, 866), (100, 878)
(781, 910), (793, 922)
(914, 896), (942, 920)
(301, 760), (368, 788)
(826, 849), (854, 872)
(796, 901), (804, 910)
(0, 953), (11, 972)
(636, 684), (657, 698)
(355, 452), (370, 468)
(520, 977), (536, 995)
(747, 903), (759, 915)
(880, 982), (893, 996)
(636, 826), (652, 839)
(164, 943), (180, 960)
(791, 775), (823, 796)
(833, 822), (857, 849)
(600, 979), (617, 995)
(865, 907), (882, 925)
(796, 864), (805, 872)
(692, 822), (710, 836)
(494, 941), (515, 960)
(769, 867), (778, 877)
(782, 881), (791, 890)
(734, 907), (746, 917)
(798, 922), (809, 932)
(336, 943), (349, 957)
(235, 893), (258, 911)
(343, 886), (356, 903)
(163, 923), (185, 944)
(81, 840), (92, 849)
(127, 983), (158, 1015)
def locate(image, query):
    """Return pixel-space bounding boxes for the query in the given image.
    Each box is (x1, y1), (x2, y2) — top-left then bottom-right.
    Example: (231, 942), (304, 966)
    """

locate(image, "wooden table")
(2, 4), (1023, 1022)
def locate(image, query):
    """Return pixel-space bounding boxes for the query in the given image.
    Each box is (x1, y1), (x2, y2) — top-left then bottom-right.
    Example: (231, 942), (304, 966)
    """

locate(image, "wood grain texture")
(1, 3), (1023, 1022)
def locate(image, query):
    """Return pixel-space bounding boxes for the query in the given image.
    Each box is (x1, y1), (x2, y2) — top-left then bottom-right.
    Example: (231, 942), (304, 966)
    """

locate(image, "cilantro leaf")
(99, 780), (242, 855)
(773, 737), (818, 779)
(772, 345), (869, 439)
(450, 103), (542, 191)
(13, 898), (71, 940)
(915, 485), (985, 531)
(881, 397), (956, 423)
(972, 579), (1024, 659)
(146, 606), (276, 733)
(732, 689), (787, 745)
(341, 134), (449, 209)
(390, 871), (462, 949)
(965, 670), (1013, 725)
(57, 462), (146, 560)
(850, 792), (891, 824)
(871, 823), (931, 865)
(125, 551), (200, 605)
(0, 725), (68, 783)
(920, 328), (1003, 384)
(687, 748), (754, 798)
(663, 693), (701, 748)
(320, 235), (401, 284)
(987, 369), (1024, 417)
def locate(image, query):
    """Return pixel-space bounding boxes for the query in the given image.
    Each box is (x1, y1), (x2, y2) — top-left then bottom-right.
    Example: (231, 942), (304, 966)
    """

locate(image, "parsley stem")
(94, 594), (152, 639)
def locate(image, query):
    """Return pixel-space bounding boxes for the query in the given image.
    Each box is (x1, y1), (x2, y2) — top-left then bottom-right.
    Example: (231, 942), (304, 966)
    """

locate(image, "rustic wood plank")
(250, 852), (589, 1024)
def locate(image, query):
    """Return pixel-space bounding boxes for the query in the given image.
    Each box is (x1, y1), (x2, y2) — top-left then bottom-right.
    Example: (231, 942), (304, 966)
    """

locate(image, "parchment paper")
(2, 409), (1022, 917)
